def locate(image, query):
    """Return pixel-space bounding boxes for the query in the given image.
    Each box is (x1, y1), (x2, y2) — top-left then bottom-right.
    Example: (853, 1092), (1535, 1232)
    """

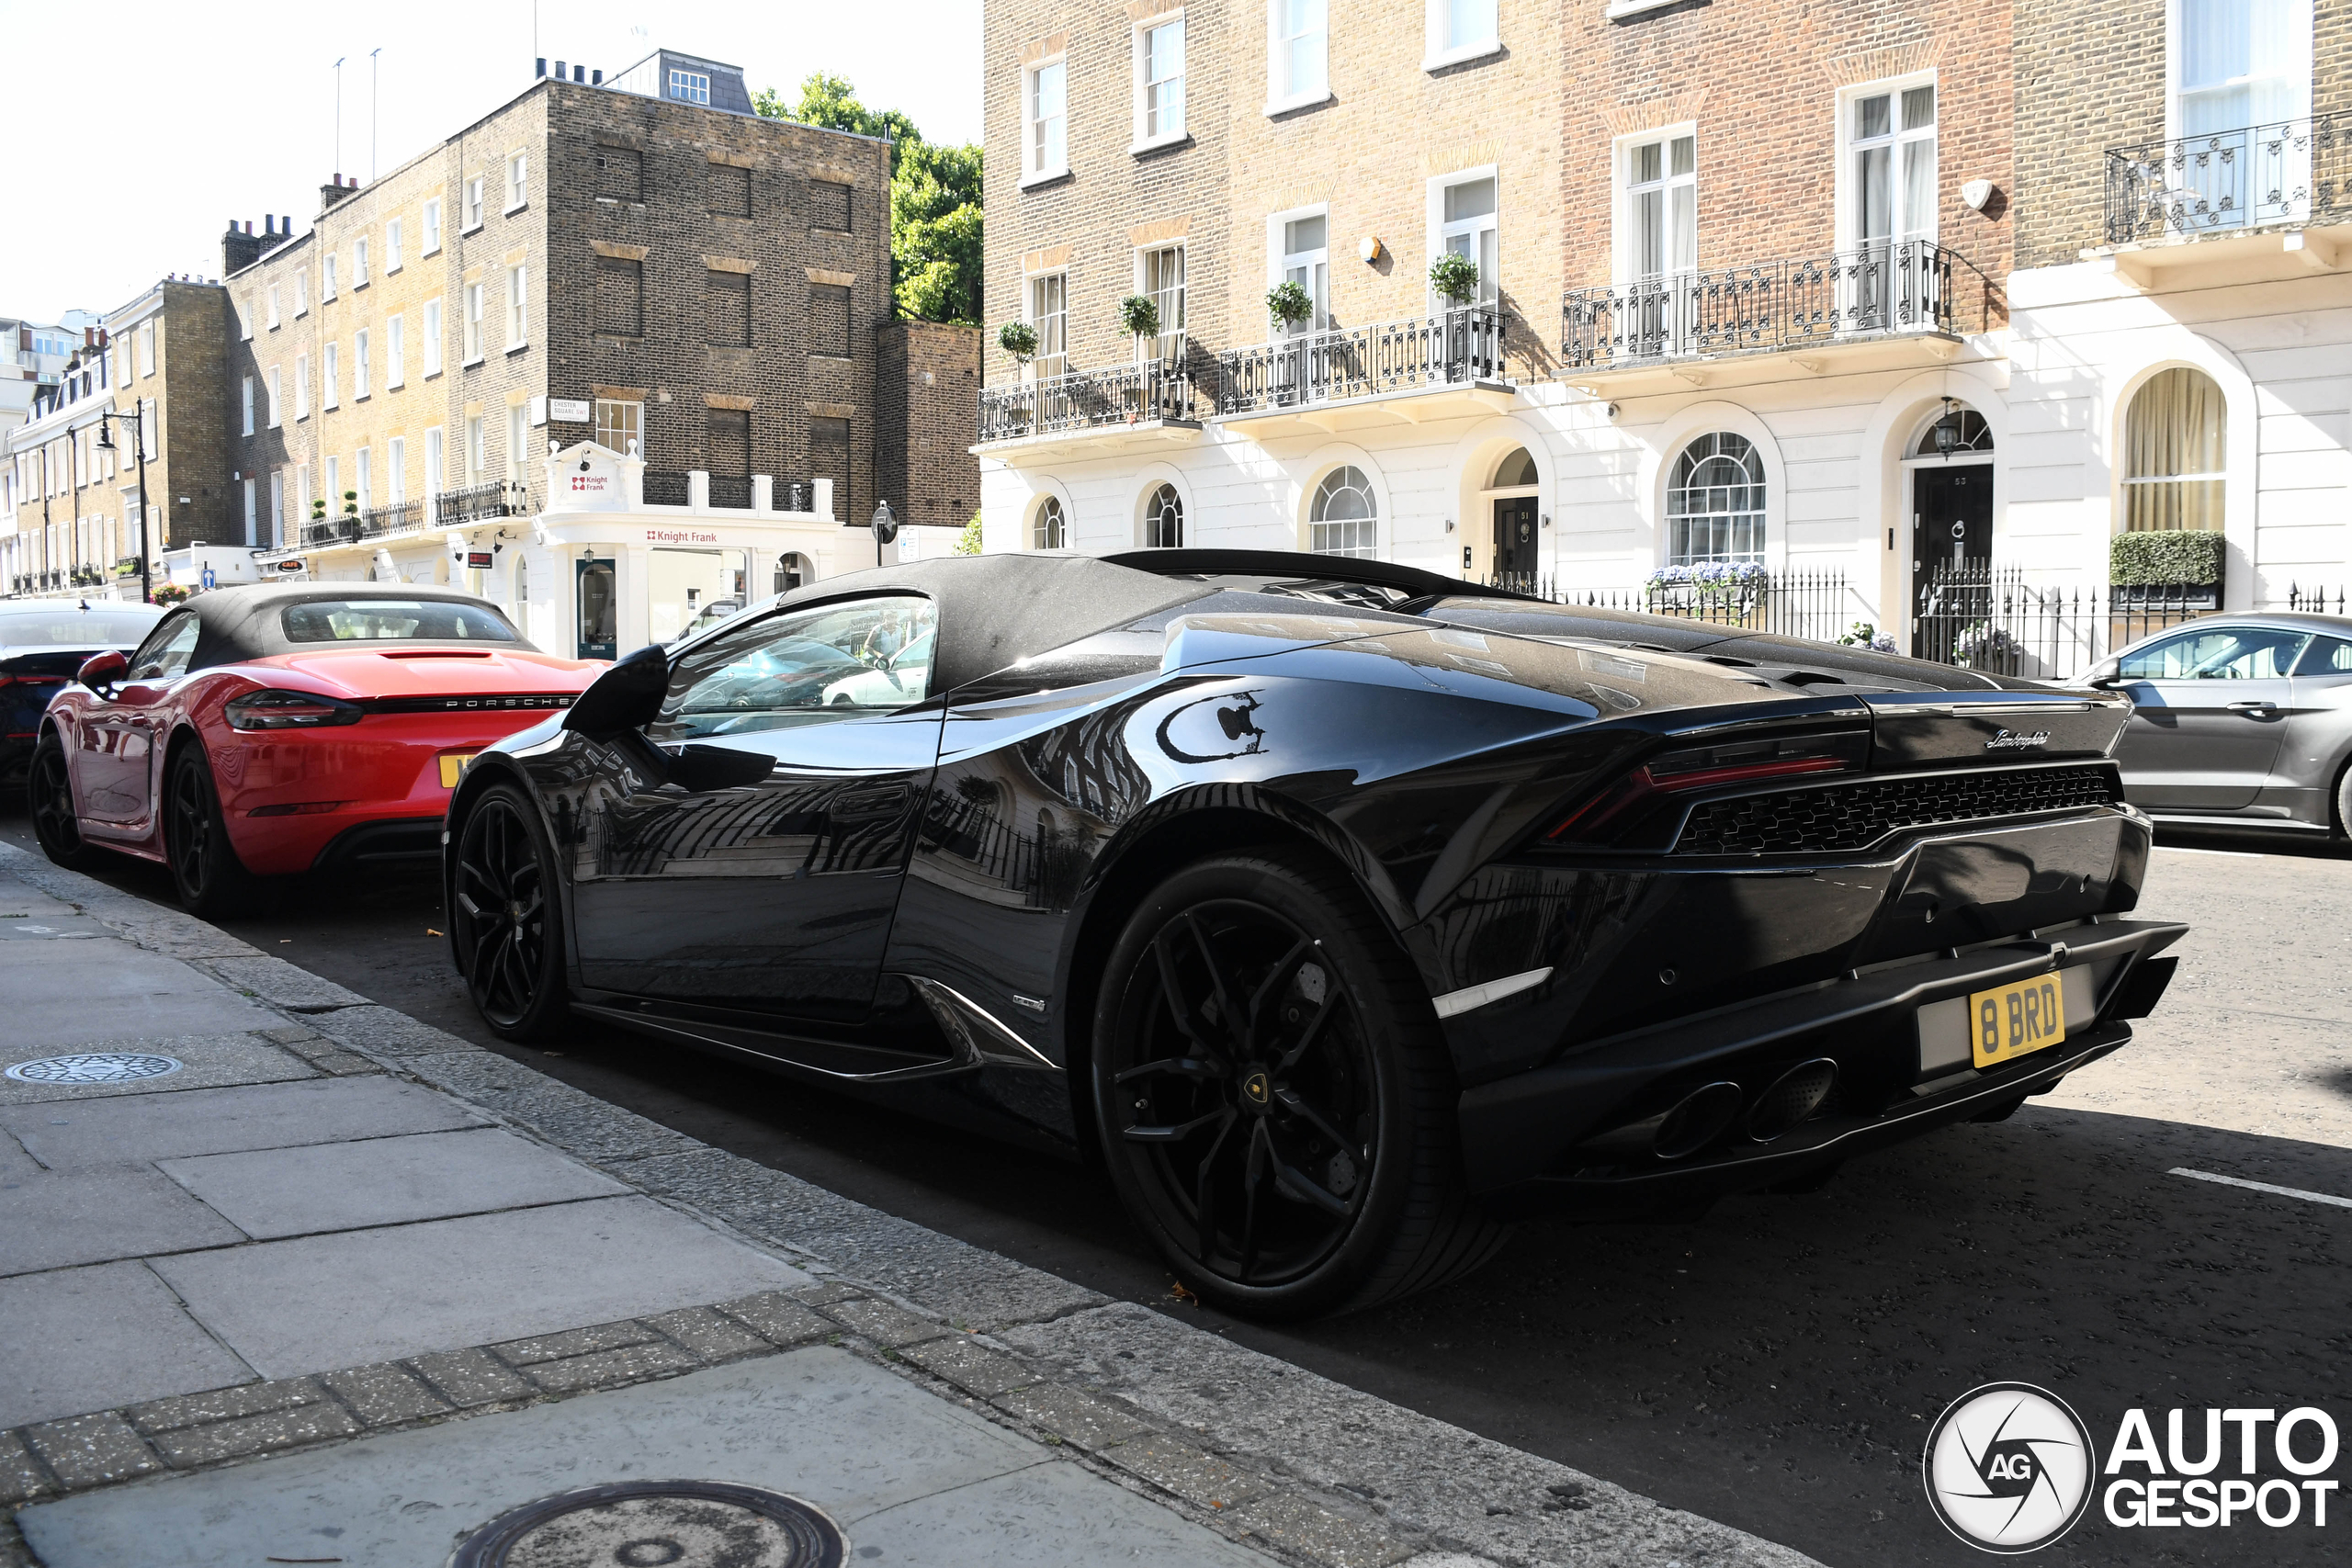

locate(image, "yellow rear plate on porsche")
(437, 753), (479, 788)
(1969, 974), (2066, 1069)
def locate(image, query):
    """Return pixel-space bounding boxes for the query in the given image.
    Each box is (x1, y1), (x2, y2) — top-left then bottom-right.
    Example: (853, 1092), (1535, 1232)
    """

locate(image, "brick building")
(975, 0), (2348, 660)
(224, 49), (904, 653)
(874, 318), (983, 536)
(2, 278), (230, 601)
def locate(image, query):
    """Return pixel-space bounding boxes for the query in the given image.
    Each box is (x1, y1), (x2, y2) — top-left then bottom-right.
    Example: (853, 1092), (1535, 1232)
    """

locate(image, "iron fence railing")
(304, 516), (361, 547)
(2104, 110), (2350, 245)
(360, 499), (423, 538)
(1216, 306), (1506, 416)
(978, 361), (1201, 441)
(1913, 561), (2348, 679)
(435, 481), (517, 525)
(1480, 568), (1858, 645)
(1561, 242), (1997, 368)
(642, 469), (690, 507)
(775, 479), (812, 513)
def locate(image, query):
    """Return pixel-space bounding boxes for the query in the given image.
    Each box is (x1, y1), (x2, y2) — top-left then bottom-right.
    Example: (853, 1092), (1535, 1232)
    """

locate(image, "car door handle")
(2225, 701), (2277, 713)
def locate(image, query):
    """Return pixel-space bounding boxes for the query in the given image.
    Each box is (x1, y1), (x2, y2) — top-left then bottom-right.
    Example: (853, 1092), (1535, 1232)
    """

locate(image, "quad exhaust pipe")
(1574, 1057), (1841, 1167)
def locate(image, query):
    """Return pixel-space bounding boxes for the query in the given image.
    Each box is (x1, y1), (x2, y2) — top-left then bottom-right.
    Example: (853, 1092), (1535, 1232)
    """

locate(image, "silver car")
(2084, 612), (2352, 836)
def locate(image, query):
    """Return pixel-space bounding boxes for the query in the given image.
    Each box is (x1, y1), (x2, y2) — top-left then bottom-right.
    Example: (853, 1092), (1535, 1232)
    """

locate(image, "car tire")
(1091, 848), (1510, 1320)
(164, 741), (260, 919)
(450, 784), (571, 1043)
(2334, 760), (2352, 840)
(28, 730), (104, 872)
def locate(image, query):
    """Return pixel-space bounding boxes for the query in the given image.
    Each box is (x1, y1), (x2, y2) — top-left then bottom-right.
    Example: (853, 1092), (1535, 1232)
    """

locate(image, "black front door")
(1911, 466), (1993, 626)
(1492, 497), (1538, 581)
(570, 593), (942, 1021)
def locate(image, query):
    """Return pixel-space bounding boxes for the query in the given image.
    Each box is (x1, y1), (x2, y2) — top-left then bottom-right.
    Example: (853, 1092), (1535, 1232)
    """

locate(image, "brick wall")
(1565, 0), (2011, 301)
(155, 281), (232, 547)
(2010, 0), (2164, 269)
(875, 319), (981, 528)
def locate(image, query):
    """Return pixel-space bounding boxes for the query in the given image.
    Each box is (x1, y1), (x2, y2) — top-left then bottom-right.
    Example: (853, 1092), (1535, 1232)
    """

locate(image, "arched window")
(1032, 494), (1066, 550)
(1308, 466), (1377, 557)
(1141, 482), (1182, 547)
(1665, 433), (1765, 566)
(2124, 367), (2224, 532)
(1915, 407), (1994, 456)
(1491, 446), (1538, 487)
(775, 552), (809, 594)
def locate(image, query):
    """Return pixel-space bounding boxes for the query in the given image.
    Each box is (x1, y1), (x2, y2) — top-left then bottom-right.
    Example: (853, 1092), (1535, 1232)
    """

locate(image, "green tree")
(755, 72), (981, 326)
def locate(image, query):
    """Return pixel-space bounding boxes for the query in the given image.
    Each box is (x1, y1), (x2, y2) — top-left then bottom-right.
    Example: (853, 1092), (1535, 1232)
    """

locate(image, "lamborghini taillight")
(1545, 732), (1868, 850)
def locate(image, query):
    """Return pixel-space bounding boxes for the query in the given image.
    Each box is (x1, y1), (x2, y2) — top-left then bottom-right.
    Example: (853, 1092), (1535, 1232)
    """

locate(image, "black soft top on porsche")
(176, 583), (531, 665)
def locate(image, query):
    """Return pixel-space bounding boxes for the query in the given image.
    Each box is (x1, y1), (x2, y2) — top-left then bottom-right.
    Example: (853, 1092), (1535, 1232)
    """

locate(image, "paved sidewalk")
(0, 841), (1820, 1568)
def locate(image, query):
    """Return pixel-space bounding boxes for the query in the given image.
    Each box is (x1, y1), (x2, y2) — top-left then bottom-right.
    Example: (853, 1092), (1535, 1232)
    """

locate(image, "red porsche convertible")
(28, 584), (602, 914)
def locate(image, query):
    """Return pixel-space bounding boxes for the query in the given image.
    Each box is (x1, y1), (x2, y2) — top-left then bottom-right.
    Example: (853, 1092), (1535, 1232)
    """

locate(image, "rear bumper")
(1458, 916), (2187, 1216)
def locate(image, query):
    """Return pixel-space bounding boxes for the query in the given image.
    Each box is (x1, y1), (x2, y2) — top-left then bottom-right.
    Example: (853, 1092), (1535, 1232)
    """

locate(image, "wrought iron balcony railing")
(360, 499), (424, 538)
(1216, 306), (1505, 417)
(2104, 111), (2349, 245)
(978, 361), (1200, 442)
(304, 516), (361, 547)
(435, 481), (518, 525)
(1560, 242), (1995, 369)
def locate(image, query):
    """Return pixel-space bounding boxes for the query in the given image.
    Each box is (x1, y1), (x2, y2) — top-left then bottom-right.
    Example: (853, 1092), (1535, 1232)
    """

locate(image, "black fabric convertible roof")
(779, 554), (1209, 693)
(181, 582), (524, 664)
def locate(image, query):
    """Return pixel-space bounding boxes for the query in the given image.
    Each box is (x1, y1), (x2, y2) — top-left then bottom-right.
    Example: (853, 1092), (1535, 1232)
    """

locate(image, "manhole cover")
(5, 1054), (184, 1085)
(451, 1481), (845, 1568)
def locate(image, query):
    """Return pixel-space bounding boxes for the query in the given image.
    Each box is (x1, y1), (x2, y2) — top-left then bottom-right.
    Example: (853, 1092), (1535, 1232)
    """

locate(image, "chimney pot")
(554, 60), (566, 81)
(593, 68), (604, 85)
(536, 56), (548, 77)
(573, 64), (585, 82)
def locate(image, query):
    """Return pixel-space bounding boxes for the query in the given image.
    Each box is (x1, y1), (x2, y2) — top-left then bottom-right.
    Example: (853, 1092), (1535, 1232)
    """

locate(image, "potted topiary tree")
(1266, 281), (1313, 335)
(994, 321), (1041, 433)
(2110, 528), (2224, 611)
(1429, 251), (1480, 309)
(1119, 294), (1161, 361)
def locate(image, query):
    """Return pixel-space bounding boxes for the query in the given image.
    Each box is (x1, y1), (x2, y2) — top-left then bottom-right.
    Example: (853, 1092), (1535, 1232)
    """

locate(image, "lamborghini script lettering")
(1986, 729), (2052, 751)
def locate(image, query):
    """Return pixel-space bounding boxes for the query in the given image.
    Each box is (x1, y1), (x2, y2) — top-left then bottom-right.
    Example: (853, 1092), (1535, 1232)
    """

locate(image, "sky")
(0, 0), (982, 325)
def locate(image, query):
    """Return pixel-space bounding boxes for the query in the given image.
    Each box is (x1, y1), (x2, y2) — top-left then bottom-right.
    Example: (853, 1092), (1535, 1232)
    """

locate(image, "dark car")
(2081, 612), (2352, 837)
(0, 599), (165, 787)
(444, 551), (2186, 1319)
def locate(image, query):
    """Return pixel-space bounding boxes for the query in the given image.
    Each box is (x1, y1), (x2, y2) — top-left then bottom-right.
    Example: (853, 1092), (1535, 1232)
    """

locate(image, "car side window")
(648, 595), (939, 743)
(2293, 635), (2352, 676)
(129, 612), (201, 682)
(2117, 626), (2309, 681)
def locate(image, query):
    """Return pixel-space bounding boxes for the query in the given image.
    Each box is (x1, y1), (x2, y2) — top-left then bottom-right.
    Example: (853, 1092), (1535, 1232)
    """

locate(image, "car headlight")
(224, 689), (366, 730)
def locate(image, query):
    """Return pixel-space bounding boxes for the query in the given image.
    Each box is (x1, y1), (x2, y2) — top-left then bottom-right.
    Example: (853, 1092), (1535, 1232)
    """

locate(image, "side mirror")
(562, 644), (669, 735)
(78, 649), (128, 690)
(2085, 660), (2123, 690)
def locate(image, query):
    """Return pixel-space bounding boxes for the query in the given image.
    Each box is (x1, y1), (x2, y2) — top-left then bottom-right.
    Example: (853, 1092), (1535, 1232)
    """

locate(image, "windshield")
(656, 597), (938, 740)
(0, 607), (164, 647)
(281, 600), (521, 643)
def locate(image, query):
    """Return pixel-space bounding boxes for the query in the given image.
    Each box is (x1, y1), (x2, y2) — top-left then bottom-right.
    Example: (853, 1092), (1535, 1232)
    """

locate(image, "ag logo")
(1924, 1382), (2095, 1553)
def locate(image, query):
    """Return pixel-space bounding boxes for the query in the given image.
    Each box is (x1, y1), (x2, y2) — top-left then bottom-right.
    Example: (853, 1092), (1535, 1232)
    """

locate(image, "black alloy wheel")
(452, 784), (570, 1041)
(28, 731), (101, 871)
(165, 743), (258, 918)
(1093, 850), (1508, 1319)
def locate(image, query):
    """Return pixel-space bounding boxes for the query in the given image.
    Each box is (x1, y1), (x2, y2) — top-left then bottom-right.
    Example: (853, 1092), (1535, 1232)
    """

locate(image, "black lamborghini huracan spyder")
(446, 550), (2185, 1317)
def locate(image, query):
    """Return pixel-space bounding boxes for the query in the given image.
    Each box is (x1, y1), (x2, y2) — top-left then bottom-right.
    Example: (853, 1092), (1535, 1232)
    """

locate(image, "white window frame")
(295, 355), (311, 419)
(594, 399), (643, 457)
(294, 268), (310, 316)
(1022, 57), (1069, 186)
(2165, 0), (2313, 141)
(506, 403), (529, 484)
(506, 265), (528, 350)
(297, 462), (311, 524)
(464, 283), (485, 364)
(467, 414), (486, 480)
(241, 377), (254, 436)
(505, 153), (528, 214)
(137, 322), (155, 377)
(386, 217), (403, 274)
(268, 470), (284, 547)
(423, 198), (443, 254)
(424, 299), (445, 377)
(1611, 124), (1699, 286)
(353, 234), (369, 288)
(266, 367), (281, 428)
(1836, 73), (1939, 255)
(356, 446), (371, 513)
(323, 342), (339, 411)
(1268, 204), (1332, 334)
(670, 68), (712, 104)
(1136, 243), (1187, 361)
(1424, 0), (1500, 72)
(1429, 165), (1500, 310)
(388, 435), (406, 504)
(1133, 13), (1188, 152)
(1025, 270), (1069, 379)
(322, 254), (338, 301)
(386, 314), (404, 389)
(266, 283), (281, 330)
(425, 426), (446, 519)
(1266, 0), (1330, 115)
(354, 328), (370, 400)
(243, 478), (256, 545)
(325, 455), (339, 518)
(464, 176), (486, 232)
(238, 299), (254, 341)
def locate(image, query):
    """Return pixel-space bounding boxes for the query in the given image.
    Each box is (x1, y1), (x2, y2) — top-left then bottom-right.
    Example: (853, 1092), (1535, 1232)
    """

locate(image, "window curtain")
(2178, 0), (2309, 134)
(2124, 367), (2227, 531)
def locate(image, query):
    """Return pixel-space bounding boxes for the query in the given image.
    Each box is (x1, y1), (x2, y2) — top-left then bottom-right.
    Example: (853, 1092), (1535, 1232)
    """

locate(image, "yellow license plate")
(1970, 974), (2066, 1069)
(437, 754), (479, 788)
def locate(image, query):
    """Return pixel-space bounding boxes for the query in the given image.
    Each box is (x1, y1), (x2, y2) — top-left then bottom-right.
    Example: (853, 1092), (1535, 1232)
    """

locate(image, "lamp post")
(92, 406), (153, 604)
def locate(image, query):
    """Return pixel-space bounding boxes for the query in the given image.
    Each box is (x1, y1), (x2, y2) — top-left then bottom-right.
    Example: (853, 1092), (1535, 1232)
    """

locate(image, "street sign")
(548, 398), (591, 423)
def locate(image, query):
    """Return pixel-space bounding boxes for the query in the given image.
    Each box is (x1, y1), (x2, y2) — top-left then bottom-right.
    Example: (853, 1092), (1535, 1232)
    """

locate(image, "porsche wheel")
(452, 784), (569, 1041)
(28, 731), (102, 871)
(1093, 850), (1509, 1319)
(165, 743), (259, 918)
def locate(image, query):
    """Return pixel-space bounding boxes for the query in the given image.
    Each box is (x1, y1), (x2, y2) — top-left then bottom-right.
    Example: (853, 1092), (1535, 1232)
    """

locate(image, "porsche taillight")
(1545, 732), (1869, 851)
(223, 689), (366, 730)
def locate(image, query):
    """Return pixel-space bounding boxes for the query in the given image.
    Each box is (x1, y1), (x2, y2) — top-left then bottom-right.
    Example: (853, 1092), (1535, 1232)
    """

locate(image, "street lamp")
(92, 407), (154, 605)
